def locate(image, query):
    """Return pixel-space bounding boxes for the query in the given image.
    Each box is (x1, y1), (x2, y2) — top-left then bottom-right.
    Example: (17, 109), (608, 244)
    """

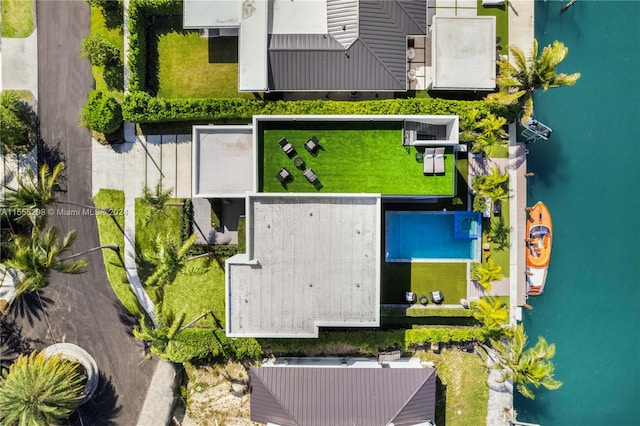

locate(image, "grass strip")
(93, 189), (143, 317)
(420, 349), (489, 426)
(1, 0), (34, 38)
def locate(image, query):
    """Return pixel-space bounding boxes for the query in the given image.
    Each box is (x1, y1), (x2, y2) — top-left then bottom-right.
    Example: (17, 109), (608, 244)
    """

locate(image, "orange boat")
(525, 202), (552, 295)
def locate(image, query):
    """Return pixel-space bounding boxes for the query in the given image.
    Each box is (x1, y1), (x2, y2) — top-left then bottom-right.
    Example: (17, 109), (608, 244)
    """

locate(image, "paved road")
(10, 1), (157, 425)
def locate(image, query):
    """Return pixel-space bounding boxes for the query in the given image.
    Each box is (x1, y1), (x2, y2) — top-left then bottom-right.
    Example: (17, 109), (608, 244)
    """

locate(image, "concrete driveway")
(8, 1), (157, 424)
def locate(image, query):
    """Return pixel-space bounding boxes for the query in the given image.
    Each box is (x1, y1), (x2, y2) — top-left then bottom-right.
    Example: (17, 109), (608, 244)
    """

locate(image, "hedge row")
(128, 0), (181, 92)
(381, 306), (475, 318)
(159, 328), (262, 363)
(122, 91), (508, 123)
(259, 327), (489, 357)
(155, 327), (490, 362)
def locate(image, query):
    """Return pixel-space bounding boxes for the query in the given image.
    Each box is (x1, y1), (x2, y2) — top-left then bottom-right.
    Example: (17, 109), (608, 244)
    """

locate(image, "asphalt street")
(9, 1), (158, 424)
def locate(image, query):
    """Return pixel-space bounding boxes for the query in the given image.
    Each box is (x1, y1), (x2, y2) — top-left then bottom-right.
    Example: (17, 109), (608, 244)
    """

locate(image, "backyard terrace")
(381, 262), (468, 307)
(259, 121), (455, 195)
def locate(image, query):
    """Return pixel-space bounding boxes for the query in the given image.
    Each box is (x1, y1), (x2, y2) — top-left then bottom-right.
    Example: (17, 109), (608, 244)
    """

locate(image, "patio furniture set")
(276, 137), (321, 185)
(404, 290), (445, 305)
(417, 147), (446, 175)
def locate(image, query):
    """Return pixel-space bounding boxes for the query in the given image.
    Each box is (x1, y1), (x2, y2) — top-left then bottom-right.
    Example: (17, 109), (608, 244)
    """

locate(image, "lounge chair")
(276, 167), (292, 183)
(404, 291), (416, 304)
(303, 168), (318, 184)
(434, 147), (445, 174)
(430, 290), (444, 305)
(304, 136), (320, 155)
(279, 137), (295, 157)
(423, 148), (435, 174)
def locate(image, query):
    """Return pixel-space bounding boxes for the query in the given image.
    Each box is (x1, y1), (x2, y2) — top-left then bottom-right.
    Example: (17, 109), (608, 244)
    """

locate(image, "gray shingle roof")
(249, 366), (437, 426)
(268, 0), (427, 91)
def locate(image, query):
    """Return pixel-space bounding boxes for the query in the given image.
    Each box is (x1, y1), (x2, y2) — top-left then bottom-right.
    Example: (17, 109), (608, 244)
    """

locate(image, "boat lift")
(521, 119), (552, 143)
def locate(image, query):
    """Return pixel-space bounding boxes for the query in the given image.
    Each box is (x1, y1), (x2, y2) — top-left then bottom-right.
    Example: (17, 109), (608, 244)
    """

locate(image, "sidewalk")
(0, 30), (39, 100)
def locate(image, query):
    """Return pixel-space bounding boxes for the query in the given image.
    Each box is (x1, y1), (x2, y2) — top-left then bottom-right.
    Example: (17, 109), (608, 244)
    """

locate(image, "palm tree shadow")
(0, 315), (43, 369)
(9, 292), (54, 326)
(71, 372), (122, 426)
(489, 217), (511, 250)
(113, 301), (139, 337)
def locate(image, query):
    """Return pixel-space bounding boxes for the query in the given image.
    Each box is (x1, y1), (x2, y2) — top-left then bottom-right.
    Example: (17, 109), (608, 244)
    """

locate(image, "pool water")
(385, 211), (480, 261)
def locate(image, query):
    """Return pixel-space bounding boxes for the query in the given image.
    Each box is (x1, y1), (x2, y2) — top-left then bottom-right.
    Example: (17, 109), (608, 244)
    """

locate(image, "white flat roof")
(431, 16), (496, 90)
(239, 0), (269, 91)
(271, 0), (327, 34)
(192, 126), (253, 197)
(226, 194), (381, 337)
(183, 0), (240, 28)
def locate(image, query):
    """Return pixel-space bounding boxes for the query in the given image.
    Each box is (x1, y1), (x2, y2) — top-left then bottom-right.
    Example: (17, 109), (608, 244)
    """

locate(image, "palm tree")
(5, 226), (87, 298)
(0, 351), (84, 425)
(486, 39), (581, 124)
(141, 182), (175, 217)
(489, 324), (563, 399)
(145, 233), (199, 288)
(133, 310), (213, 362)
(2, 162), (63, 225)
(478, 114), (508, 140)
(473, 167), (509, 204)
(472, 296), (509, 332)
(2, 162), (112, 226)
(471, 259), (503, 292)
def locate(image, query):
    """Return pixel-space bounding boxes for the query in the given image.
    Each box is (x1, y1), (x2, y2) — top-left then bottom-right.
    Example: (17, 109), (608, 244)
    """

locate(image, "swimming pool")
(385, 211), (481, 262)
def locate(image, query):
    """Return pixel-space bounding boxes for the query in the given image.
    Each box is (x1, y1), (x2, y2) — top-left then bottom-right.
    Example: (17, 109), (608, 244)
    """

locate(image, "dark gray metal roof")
(268, 0), (427, 92)
(249, 366), (437, 426)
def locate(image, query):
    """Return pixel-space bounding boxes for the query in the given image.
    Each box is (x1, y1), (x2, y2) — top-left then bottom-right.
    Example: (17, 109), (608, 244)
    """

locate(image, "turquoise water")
(516, 1), (640, 424)
(385, 212), (480, 261)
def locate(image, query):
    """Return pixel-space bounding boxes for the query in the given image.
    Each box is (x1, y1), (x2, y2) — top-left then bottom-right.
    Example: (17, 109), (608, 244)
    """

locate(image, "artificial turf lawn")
(381, 262), (468, 305)
(135, 199), (224, 327)
(420, 349), (488, 426)
(153, 16), (254, 99)
(1, 0), (34, 37)
(93, 190), (143, 317)
(260, 122), (455, 195)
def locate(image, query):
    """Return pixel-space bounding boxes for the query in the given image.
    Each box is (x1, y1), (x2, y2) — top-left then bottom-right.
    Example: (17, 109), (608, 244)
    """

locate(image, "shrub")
(473, 194), (488, 213)
(189, 244), (241, 258)
(404, 327), (488, 348)
(158, 329), (263, 363)
(180, 199), (193, 243)
(122, 92), (508, 124)
(1, 92), (33, 154)
(81, 90), (122, 134)
(381, 306), (474, 318)
(81, 32), (120, 66)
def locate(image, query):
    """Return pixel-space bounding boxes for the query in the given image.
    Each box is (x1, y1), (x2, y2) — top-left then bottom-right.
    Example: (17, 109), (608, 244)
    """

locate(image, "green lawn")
(94, 190), (144, 318)
(261, 122), (455, 195)
(1, 0), (34, 37)
(420, 349), (488, 426)
(483, 197), (510, 276)
(153, 16), (254, 99)
(382, 262), (468, 305)
(89, 5), (124, 100)
(135, 199), (224, 327)
(477, 0), (509, 53)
